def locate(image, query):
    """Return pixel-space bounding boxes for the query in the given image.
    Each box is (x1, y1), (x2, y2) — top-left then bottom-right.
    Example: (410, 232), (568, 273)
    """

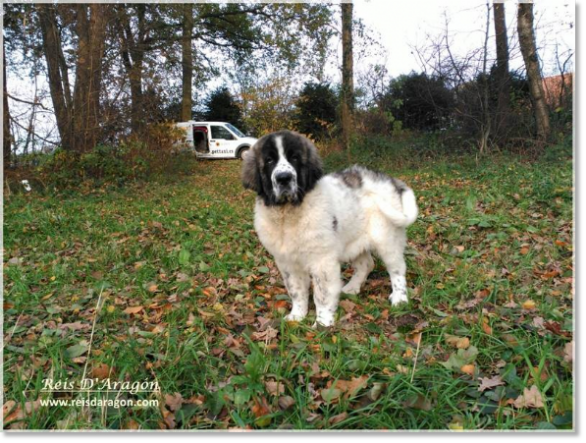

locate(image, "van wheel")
(237, 147), (249, 159)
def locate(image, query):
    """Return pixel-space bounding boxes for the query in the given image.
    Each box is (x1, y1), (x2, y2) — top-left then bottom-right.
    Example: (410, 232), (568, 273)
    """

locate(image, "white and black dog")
(242, 130), (418, 326)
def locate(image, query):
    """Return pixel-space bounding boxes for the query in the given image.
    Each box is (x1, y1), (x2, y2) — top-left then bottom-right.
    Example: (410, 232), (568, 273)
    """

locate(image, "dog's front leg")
(311, 260), (342, 327)
(277, 261), (310, 322)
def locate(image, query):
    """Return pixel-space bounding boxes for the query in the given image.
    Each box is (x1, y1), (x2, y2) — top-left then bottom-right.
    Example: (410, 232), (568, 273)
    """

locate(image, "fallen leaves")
(513, 385), (544, 409)
(278, 396), (296, 411)
(321, 375), (369, 403)
(264, 380), (285, 397)
(3, 399), (42, 429)
(252, 397), (271, 427)
(445, 334), (470, 349)
(91, 363), (112, 380)
(328, 412), (348, 426)
(333, 375), (369, 398)
(3, 155), (574, 430)
(478, 375), (505, 392)
(460, 364), (475, 376)
(58, 321), (91, 332)
(123, 305), (144, 315)
(251, 326), (278, 343)
(440, 346), (478, 373)
(403, 393), (432, 411)
(164, 392), (183, 412)
(563, 341), (573, 363)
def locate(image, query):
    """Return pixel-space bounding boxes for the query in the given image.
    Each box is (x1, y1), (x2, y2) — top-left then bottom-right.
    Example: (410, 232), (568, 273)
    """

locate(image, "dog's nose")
(276, 172), (293, 185)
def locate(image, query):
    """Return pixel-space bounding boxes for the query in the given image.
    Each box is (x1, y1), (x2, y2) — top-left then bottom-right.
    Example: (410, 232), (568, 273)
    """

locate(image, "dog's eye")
(266, 157), (275, 165)
(290, 155), (300, 163)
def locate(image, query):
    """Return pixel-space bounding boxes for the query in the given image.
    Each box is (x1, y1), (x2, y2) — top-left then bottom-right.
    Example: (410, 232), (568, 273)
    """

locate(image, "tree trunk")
(517, 3), (550, 142)
(493, 2), (510, 132)
(117, 5), (147, 133)
(181, 3), (194, 122)
(341, 2), (354, 152)
(3, 43), (12, 166)
(38, 4), (73, 150)
(71, 4), (107, 153)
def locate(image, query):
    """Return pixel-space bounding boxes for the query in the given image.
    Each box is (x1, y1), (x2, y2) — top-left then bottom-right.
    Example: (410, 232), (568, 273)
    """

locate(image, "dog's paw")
(341, 283), (361, 295)
(311, 320), (333, 329)
(342, 283), (360, 295)
(285, 312), (306, 322)
(389, 291), (408, 306)
(313, 312), (335, 328)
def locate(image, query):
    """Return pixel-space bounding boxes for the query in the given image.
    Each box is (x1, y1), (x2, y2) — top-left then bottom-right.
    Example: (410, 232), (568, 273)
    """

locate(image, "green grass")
(3, 141), (573, 430)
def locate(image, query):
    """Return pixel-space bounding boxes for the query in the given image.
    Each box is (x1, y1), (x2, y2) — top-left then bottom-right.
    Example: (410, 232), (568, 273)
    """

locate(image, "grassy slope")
(3, 145), (573, 430)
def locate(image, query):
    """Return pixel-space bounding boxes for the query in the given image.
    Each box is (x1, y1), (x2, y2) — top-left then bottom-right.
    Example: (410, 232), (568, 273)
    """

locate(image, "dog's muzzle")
(272, 170), (298, 202)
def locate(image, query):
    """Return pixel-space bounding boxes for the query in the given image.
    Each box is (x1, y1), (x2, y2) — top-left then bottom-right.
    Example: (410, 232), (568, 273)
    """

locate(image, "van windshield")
(226, 123), (245, 138)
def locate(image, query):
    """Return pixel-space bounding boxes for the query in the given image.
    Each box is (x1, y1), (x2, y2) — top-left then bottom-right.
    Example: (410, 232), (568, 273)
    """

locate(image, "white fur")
(254, 169), (418, 327)
(270, 136), (298, 200)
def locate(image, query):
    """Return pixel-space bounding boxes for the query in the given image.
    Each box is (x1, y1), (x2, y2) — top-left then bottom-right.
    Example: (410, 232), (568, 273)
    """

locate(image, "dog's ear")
(241, 143), (264, 196)
(302, 137), (323, 193)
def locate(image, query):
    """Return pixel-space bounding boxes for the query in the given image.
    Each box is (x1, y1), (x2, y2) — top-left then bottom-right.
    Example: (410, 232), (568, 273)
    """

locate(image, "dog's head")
(242, 130), (323, 206)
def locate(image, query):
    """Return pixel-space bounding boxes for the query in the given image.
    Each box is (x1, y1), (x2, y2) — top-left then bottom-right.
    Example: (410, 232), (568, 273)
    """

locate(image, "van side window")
(211, 126), (235, 140)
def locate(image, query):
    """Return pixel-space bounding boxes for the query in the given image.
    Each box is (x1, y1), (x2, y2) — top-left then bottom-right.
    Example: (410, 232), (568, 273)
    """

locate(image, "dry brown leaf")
(339, 299), (357, 313)
(264, 380), (285, 396)
(162, 409), (176, 429)
(252, 396), (270, 418)
(59, 322), (91, 332)
(91, 363), (111, 380)
(403, 394), (432, 411)
(333, 375), (368, 397)
(328, 412), (348, 426)
(278, 396), (296, 410)
(251, 326), (278, 342)
(3, 400), (16, 419)
(563, 341), (573, 363)
(513, 385), (544, 409)
(478, 375), (505, 392)
(164, 392), (183, 412)
(123, 306), (144, 315)
(445, 334), (470, 349)
(532, 317), (545, 328)
(124, 419), (140, 430)
(396, 364), (409, 374)
(460, 364), (475, 376)
(3, 399), (42, 427)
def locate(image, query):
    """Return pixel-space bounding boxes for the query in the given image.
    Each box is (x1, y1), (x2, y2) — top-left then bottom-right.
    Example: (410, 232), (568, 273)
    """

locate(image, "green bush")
(80, 144), (128, 181)
(35, 122), (191, 189)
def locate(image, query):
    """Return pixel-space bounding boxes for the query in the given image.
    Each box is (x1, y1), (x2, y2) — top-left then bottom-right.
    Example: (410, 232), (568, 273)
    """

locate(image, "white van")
(175, 121), (257, 159)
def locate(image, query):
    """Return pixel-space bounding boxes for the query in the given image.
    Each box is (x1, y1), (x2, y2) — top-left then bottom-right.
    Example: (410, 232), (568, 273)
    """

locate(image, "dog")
(242, 130), (418, 326)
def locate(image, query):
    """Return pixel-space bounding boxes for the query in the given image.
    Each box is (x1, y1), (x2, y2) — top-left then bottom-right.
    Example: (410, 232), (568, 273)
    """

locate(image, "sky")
(351, 0), (574, 79)
(3, 0), (576, 151)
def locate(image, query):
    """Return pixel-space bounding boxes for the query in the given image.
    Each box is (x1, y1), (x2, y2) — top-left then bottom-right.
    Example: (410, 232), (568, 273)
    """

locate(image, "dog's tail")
(377, 187), (419, 228)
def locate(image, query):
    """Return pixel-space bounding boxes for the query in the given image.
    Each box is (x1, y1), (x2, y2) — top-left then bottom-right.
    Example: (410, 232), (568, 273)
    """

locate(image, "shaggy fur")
(242, 130), (418, 326)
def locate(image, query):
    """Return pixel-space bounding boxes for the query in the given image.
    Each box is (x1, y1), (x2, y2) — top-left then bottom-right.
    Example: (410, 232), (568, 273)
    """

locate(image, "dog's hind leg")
(376, 235), (409, 306)
(341, 251), (375, 295)
(279, 263), (311, 322)
(311, 259), (342, 327)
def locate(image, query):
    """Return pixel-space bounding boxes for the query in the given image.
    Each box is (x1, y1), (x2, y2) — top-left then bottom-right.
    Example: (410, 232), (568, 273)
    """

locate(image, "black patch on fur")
(332, 216), (338, 232)
(390, 177), (406, 195)
(335, 167), (363, 188)
(351, 165), (408, 196)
